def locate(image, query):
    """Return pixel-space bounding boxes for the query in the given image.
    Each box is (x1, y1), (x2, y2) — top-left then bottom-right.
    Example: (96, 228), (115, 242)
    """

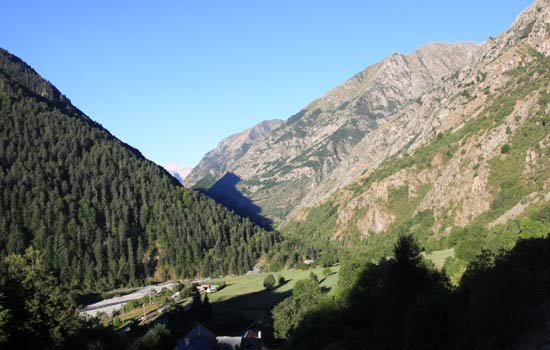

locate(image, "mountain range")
(163, 163), (193, 184)
(3, 2), (550, 349)
(186, 0), (550, 258)
(2, 0), (549, 291)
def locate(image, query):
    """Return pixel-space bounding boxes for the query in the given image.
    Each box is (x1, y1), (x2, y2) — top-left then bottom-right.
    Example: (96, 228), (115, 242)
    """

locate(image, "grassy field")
(209, 266), (339, 303)
(423, 248), (455, 269)
(206, 266), (340, 334)
(97, 266), (340, 334)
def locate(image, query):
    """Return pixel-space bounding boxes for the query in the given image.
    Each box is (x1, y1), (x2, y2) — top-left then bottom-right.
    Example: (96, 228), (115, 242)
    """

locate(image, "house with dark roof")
(175, 324), (216, 350)
(175, 324), (263, 350)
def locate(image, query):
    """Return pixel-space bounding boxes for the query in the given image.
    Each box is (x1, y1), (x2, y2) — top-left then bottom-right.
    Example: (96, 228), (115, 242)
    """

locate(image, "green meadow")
(206, 266), (340, 334)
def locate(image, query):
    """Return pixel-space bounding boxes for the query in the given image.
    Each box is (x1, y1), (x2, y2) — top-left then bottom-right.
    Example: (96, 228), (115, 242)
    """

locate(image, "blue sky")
(0, 0), (532, 166)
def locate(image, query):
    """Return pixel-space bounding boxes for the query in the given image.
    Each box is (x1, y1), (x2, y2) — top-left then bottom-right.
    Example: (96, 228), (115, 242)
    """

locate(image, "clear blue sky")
(0, 0), (532, 166)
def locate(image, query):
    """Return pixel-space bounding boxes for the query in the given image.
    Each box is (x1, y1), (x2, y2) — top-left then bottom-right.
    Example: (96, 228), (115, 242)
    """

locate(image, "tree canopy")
(0, 48), (278, 292)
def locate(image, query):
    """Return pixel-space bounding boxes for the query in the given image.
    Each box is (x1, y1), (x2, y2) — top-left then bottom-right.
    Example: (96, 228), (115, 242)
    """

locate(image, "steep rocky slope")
(187, 42), (478, 221)
(284, 0), (550, 265)
(189, 0), (550, 236)
(295, 0), (550, 220)
(185, 119), (283, 188)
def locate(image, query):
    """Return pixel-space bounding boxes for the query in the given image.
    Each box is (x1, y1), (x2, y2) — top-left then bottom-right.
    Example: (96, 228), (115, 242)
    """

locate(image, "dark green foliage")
(286, 235), (550, 350)
(442, 204), (550, 278)
(263, 273), (276, 290)
(191, 291), (202, 311)
(272, 278), (322, 339)
(132, 324), (172, 350)
(191, 173), (218, 190)
(277, 201), (339, 267)
(500, 143), (511, 154)
(277, 274), (285, 286)
(282, 236), (450, 349)
(200, 294), (213, 323)
(453, 243), (542, 349)
(0, 297), (9, 344)
(308, 271), (318, 283)
(0, 48), (277, 291)
(461, 89), (472, 99)
(336, 244), (370, 290)
(0, 248), (88, 349)
(404, 295), (457, 350)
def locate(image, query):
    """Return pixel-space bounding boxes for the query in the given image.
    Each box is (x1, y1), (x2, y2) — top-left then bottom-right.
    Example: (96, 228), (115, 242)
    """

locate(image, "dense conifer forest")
(0, 48), (278, 292)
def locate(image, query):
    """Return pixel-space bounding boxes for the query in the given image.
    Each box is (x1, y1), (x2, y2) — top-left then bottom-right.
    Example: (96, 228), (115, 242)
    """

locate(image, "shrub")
(263, 274), (276, 290)
(112, 317), (122, 329)
(133, 324), (172, 350)
(500, 144), (511, 154)
(309, 272), (319, 283)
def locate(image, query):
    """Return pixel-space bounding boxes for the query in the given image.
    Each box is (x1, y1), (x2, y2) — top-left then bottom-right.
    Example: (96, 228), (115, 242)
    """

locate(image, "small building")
(196, 284), (218, 293)
(175, 324), (216, 350)
(241, 329), (262, 350)
(304, 259), (314, 265)
(216, 336), (241, 349)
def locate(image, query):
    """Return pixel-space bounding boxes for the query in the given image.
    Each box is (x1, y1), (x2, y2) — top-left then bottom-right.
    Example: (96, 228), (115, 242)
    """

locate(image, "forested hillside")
(0, 48), (277, 292)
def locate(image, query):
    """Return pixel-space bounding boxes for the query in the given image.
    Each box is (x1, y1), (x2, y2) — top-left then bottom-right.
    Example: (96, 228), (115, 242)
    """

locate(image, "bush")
(133, 324), (172, 350)
(278, 275), (285, 286)
(309, 272), (319, 283)
(112, 316), (122, 329)
(263, 274), (276, 290)
(500, 143), (511, 154)
(269, 261), (283, 272)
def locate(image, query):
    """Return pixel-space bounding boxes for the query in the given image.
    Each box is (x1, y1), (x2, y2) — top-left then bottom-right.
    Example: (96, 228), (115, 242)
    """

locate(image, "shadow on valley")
(283, 235), (550, 350)
(202, 172), (273, 229)
(209, 284), (292, 334)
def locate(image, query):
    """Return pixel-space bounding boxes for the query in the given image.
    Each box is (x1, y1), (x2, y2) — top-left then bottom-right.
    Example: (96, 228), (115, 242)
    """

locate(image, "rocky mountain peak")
(163, 163), (193, 184)
(185, 119), (284, 187)
(315, 42), (477, 116)
(187, 41), (478, 221)
(499, 0), (550, 55)
(187, 1), (548, 228)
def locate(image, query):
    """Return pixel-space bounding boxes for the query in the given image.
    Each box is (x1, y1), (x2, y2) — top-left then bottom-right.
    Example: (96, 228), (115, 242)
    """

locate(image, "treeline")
(0, 248), (103, 349)
(275, 235), (550, 350)
(0, 48), (278, 292)
(0, 247), (201, 350)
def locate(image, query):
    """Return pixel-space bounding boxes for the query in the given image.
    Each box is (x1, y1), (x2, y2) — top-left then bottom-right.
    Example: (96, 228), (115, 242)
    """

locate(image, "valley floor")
(84, 266), (339, 343)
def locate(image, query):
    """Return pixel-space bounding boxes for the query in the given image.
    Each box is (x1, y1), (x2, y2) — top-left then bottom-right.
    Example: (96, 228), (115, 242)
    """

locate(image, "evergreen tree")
(0, 48), (279, 292)
(0, 248), (88, 349)
(263, 274), (276, 290)
(200, 294), (213, 323)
